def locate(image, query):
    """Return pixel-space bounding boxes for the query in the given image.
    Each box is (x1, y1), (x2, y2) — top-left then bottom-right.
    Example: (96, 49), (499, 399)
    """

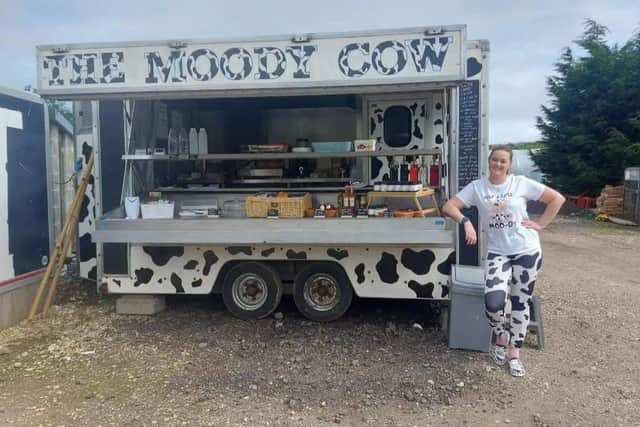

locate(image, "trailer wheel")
(293, 262), (353, 322)
(222, 262), (283, 320)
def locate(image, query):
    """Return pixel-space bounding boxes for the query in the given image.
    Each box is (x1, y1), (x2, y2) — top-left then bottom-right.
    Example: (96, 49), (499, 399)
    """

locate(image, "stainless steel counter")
(94, 217), (454, 245)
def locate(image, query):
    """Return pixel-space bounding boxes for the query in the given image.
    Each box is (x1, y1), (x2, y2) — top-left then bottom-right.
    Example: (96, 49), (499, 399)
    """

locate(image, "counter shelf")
(95, 210), (454, 246)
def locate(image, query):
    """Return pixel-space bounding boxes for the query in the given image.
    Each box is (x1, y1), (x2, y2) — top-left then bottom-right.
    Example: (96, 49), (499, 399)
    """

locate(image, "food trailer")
(36, 25), (488, 322)
(0, 86), (51, 328)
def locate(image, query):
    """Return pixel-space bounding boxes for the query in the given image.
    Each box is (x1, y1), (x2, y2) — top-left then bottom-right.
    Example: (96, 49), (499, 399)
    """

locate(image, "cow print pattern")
(103, 244), (454, 300)
(286, 45), (316, 79)
(338, 43), (371, 77)
(220, 48), (252, 80)
(170, 273), (184, 293)
(187, 49), (219, 81)
(369, 100), (428, 182)
(327, 248), (349, 260)
(405, 37), (452, 73)
(408, 280), (435, 298)
(77, 140), (96, 281)
(400, 248), (435, 275)
(371, 41), (407, 75)
(254, 47), (286, 80)
(226, 246), (252, 256)
(143, 246), (184, 266)
(261, 248), (275, 257)
(484, 251), (543, 349)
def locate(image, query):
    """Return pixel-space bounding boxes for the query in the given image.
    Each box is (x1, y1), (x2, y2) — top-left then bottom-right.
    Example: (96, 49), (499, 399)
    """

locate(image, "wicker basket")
(246, 193), (312, 218)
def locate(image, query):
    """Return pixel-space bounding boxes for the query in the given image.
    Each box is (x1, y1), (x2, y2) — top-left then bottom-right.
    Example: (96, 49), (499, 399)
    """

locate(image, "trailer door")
(0, 89), (49, 281)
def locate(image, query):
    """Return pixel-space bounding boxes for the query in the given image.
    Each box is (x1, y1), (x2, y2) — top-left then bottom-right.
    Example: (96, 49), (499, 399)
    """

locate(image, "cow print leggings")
(484, 249), (543, 348)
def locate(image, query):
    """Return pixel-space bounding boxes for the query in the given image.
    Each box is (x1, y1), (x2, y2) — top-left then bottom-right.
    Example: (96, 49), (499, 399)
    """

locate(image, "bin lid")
(450, 265), (486, 296)
(452, 265), (485, 284)
(450, 280), (486, 296)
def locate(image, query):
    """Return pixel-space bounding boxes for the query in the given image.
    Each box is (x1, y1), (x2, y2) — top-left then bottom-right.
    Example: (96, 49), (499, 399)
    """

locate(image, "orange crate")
(246, 193), (312, 218)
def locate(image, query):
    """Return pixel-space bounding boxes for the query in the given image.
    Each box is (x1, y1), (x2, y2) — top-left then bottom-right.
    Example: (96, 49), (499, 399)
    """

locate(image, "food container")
(141, 201), (175, 219)
(246, 192), (312, 218)
(324, 208), (338, 217)
(353, 139), (376, 152)
(311, 141), (352, 153)
(242, 144), (289, 153)
(393, 209), (417, 218)
(292, 147), (313, 153)
(305, 208), (316, 217)
(223, 199), (246, 218)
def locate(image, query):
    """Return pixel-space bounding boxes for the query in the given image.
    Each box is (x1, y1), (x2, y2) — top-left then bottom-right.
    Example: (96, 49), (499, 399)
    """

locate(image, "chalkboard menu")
(458, 80), (480, 190)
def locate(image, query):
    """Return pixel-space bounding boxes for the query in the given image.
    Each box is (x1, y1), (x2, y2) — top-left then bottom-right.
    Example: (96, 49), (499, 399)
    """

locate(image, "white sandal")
(509, 358), (526, 377)
(493, 345), (507, 366)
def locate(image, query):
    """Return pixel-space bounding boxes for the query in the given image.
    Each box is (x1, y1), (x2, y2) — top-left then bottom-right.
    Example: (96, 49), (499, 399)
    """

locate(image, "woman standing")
(442, 145), (565, 377)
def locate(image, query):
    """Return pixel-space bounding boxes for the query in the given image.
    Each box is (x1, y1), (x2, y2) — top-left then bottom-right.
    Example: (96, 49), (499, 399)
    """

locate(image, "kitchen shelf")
(156, 186), (358, 193)
(231, 178), (351, 184)
(122, 149), (441, 161)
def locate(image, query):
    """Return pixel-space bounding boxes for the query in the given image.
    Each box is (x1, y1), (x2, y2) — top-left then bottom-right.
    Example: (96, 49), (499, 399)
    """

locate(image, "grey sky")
(1, 0), (638, 143)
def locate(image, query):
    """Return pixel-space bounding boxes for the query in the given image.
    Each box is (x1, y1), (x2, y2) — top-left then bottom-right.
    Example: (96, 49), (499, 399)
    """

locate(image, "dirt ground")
(0, 216), (639, 426)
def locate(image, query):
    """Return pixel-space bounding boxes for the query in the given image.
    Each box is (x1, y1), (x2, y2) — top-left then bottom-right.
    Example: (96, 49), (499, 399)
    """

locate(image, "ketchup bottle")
(409, 161), (420, 183)
(429, 157), (440, 187)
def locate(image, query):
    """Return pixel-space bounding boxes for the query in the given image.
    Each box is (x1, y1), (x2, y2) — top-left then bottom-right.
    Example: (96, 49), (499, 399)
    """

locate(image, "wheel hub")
(304, 274), (339, 311)
(232, 273), (268, 310)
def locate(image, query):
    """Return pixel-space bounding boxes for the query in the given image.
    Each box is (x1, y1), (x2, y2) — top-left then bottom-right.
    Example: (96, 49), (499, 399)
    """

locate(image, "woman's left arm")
(522, 188), (566, 230)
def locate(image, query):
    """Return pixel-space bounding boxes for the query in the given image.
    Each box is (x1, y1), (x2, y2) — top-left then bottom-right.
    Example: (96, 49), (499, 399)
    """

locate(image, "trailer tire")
(293, 262), (353, 322)
(222, 262), (283, 320)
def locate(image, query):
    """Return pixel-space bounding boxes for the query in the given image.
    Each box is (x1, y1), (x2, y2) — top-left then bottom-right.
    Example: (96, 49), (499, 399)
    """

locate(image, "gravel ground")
(0, 216), (639, 426)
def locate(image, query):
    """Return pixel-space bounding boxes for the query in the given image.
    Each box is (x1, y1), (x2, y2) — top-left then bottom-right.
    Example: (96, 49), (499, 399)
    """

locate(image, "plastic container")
(179, 128), (189, 155)
(311, 141), (352, 153)
(124, 196), (140, 219)
(198, 128), (208, 154)
(448, 265), (492, 352)
(223, 199), (246, 218)
(167, 128), (178, 155)
(353, 139), (376, 152)
(141, 201), (175, 219)
(189, 128), (198, 155)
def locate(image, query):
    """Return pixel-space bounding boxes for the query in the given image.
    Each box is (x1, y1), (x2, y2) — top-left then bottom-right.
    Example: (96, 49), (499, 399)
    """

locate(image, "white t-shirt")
(455, 175), (547, 255)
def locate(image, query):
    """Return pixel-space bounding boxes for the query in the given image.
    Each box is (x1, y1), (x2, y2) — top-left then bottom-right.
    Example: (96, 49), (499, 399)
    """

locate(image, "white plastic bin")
(141, 202), (175, 219)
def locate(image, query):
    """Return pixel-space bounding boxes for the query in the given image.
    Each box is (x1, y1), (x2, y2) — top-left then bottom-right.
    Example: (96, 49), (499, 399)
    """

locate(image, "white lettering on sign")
(0, 107), (23, 281)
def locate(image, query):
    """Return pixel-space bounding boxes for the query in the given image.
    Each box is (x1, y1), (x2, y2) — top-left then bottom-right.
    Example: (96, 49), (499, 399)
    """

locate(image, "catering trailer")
(36, 25), (488, 321)
(0, 86), (51, 328)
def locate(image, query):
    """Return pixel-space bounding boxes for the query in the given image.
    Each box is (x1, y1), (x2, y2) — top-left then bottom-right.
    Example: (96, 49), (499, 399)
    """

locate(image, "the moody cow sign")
(37, 27), (465, 97)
